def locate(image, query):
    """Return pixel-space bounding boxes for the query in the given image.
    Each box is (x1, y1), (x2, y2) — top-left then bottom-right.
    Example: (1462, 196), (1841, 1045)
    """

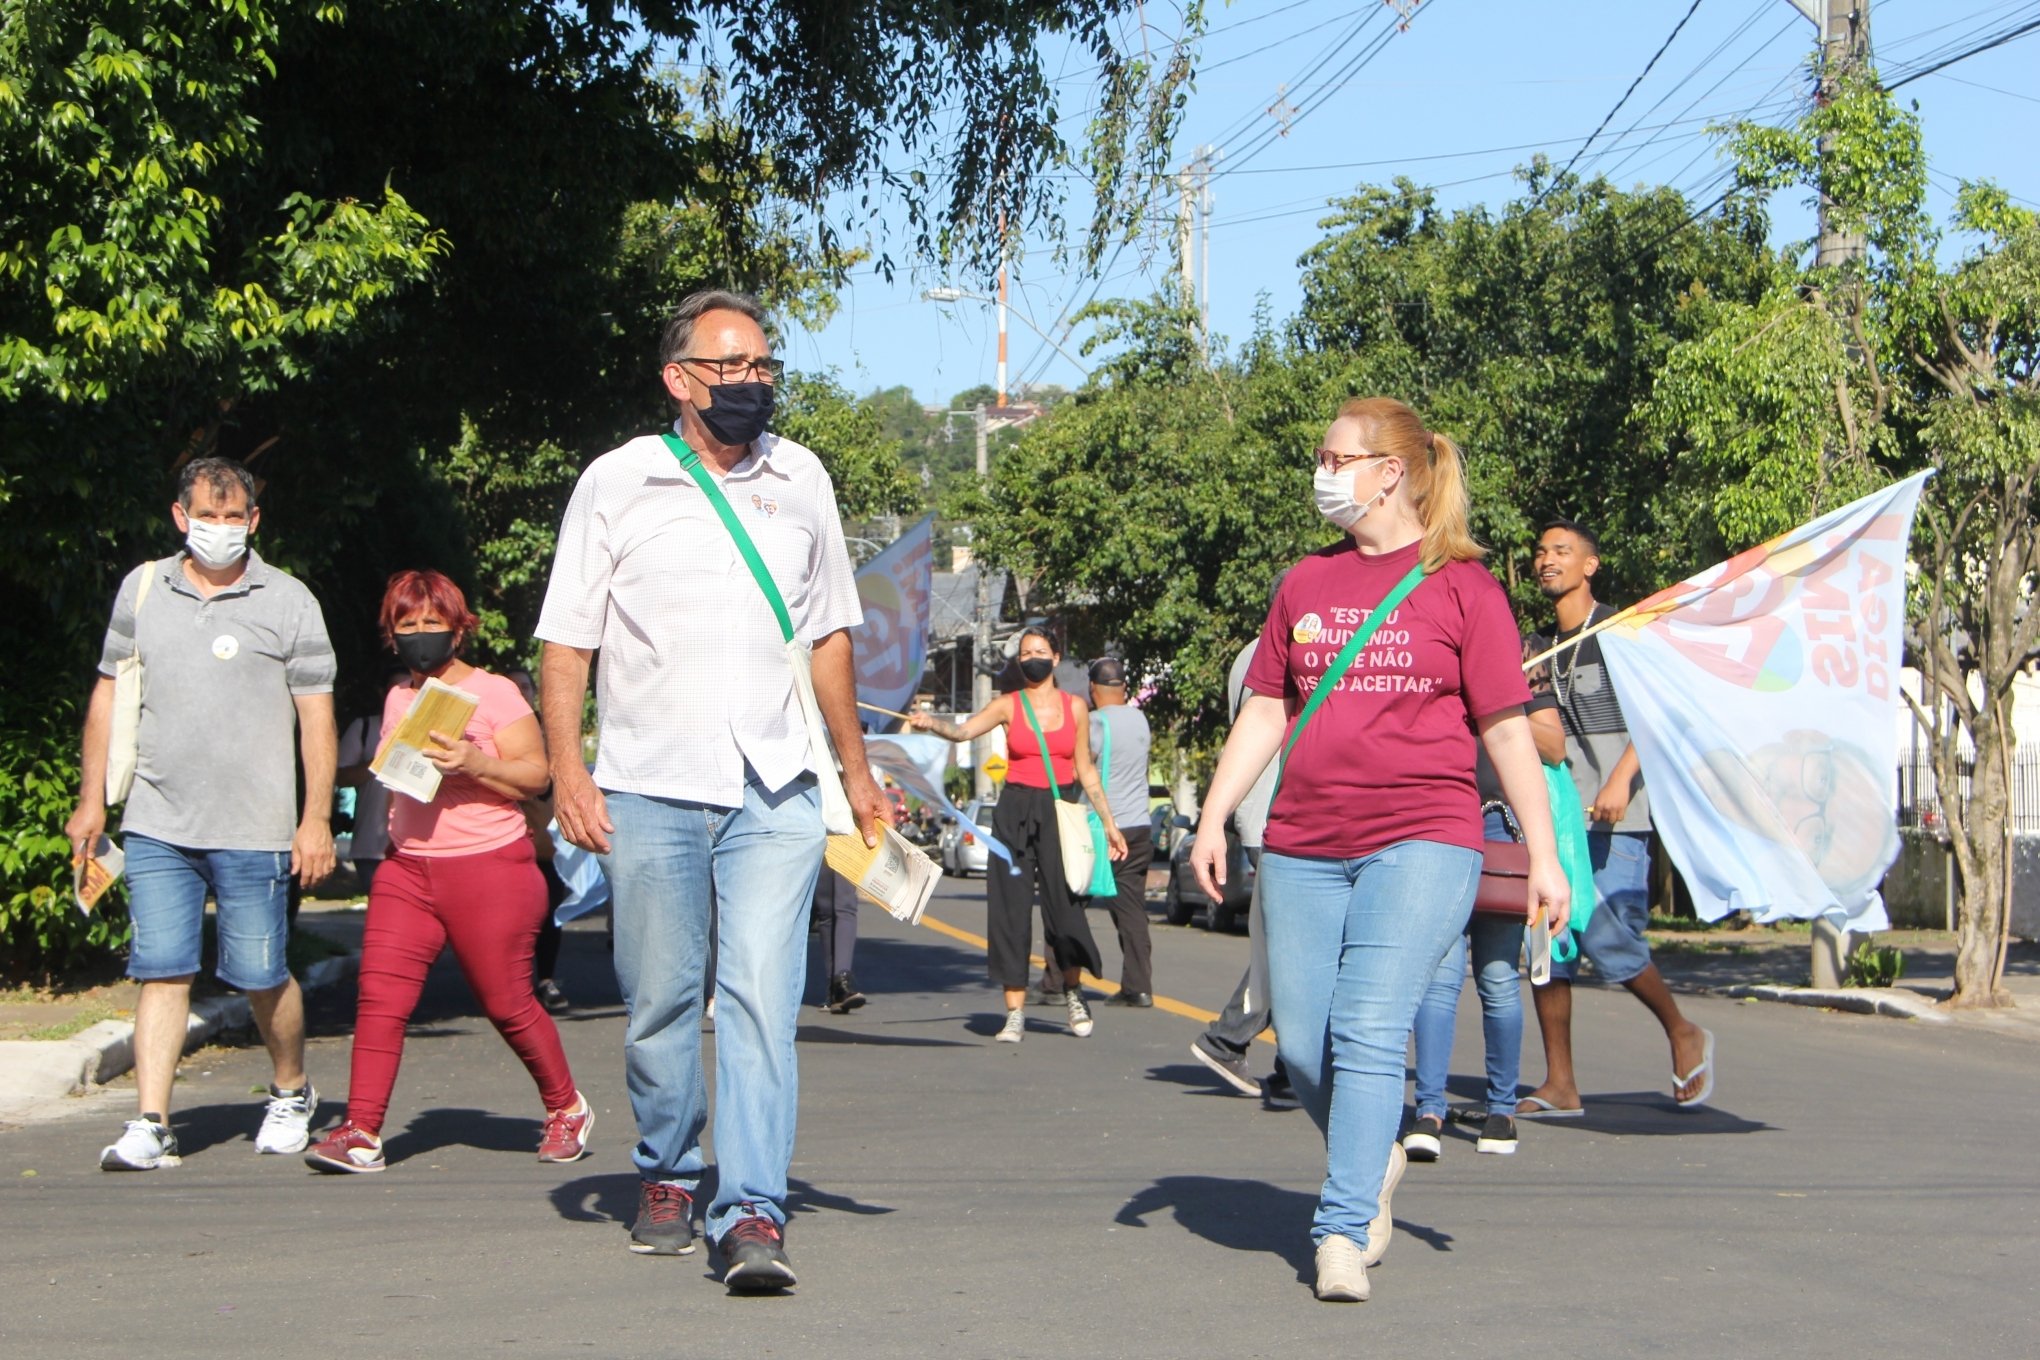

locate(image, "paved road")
(3, 875), (2035, 1358)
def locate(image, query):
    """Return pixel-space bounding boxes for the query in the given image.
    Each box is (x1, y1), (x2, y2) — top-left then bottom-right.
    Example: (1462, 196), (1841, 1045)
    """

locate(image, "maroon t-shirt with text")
(1244, 538), (1532, 860)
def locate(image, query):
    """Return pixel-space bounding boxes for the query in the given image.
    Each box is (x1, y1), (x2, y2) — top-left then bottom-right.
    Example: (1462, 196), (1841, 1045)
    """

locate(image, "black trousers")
(810, 868), (859, 977)
(988, 783), (1103, 989)
(1098, 824), (1156, 994)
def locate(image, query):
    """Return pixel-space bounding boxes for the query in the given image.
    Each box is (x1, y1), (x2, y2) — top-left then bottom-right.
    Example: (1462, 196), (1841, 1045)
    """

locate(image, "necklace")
(1552, 602), (1603, 708)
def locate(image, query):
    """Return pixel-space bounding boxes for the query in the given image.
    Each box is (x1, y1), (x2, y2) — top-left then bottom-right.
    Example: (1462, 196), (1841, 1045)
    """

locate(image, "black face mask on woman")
(1018, 656), (1056, 684)
(696, 381), (775, 448)
(394, 629), (456, 674)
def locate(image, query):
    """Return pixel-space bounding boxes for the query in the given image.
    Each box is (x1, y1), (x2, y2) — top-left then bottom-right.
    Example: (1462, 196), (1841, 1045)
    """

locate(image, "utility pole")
(995, 212), (1009, 408)
(1177, 145), (1214, 346)
(1784, 0), (1871, 986)
(971, 402), (993, 800)
(1783, 0), (1871, 270)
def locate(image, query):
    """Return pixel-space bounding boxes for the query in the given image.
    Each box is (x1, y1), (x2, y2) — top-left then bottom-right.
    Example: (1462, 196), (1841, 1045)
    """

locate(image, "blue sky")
(778, 0), (2040, 405)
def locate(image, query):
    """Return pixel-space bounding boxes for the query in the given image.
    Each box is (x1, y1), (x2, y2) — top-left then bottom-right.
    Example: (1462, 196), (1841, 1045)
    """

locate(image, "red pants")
(347, 837), (576, 1132)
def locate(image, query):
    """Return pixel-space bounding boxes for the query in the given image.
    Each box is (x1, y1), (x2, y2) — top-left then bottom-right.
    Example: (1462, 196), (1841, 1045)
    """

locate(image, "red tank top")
(1008, 691), (1078, 791)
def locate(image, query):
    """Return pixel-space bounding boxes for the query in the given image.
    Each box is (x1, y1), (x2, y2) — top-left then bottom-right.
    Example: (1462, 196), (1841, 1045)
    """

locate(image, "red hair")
(379, 569), (478, 650)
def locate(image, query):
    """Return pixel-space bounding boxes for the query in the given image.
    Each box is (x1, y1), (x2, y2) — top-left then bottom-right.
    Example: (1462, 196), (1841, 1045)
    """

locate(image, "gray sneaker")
(1189, 1034), (1261, 1096)
(1065, 991), (1095, 1038)
(101, 1116), (180, 1171)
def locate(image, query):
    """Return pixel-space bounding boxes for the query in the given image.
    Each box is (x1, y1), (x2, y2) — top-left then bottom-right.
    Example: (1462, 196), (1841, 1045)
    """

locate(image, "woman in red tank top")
(909, 625), (1127, 1042)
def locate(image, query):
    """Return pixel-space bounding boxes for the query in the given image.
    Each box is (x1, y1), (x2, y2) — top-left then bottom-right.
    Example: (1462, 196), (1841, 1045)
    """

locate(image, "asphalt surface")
(3, 874), (2035, 1358)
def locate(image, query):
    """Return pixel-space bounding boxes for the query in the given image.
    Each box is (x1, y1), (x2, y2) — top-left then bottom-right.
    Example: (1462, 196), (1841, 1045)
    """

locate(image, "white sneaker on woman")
(995, 1009), (1025, 1043)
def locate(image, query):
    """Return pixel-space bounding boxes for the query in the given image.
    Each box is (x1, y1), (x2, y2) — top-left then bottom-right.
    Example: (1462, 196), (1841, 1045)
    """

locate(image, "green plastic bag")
(1085, 718), (1119, 898)
(1544, 763), (1596, 963)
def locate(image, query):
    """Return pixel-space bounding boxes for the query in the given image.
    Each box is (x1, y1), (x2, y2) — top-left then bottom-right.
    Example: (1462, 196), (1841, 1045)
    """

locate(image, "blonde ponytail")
(1334, 397), (1484, 572)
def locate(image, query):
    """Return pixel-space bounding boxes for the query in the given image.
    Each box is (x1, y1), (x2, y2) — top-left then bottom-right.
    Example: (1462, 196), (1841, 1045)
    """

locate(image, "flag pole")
(858, 700), (914, 721)
(1520, 601), (1655, 672)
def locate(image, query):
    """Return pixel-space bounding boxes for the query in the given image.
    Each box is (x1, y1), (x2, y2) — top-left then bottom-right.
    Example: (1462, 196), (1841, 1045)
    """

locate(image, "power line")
(1543, 0), (1709, 196)
(1886, 14), (2040, 91)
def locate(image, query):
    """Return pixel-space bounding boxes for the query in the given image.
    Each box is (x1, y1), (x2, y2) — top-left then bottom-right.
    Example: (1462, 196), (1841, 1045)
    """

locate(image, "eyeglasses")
(1314, 449), (1388, 473)
(676, 355), (786, 384)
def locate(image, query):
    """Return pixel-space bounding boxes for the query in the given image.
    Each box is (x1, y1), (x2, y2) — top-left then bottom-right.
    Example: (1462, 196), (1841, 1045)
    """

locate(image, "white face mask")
(185, 519), (249, 569)
(1313, 459), (1389, 530)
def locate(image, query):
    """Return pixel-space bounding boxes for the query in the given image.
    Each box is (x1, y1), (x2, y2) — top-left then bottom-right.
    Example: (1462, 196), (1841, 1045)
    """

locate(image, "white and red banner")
(1597, 472), (1930, 932)
(851, 516), (934, 726)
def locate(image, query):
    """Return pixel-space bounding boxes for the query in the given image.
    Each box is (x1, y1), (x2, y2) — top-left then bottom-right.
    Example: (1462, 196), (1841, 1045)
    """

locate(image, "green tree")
(1643, 72), (2037, 1007)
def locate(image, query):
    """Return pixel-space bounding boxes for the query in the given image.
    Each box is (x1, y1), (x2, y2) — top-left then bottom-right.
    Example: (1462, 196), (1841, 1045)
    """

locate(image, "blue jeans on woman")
(1410, 810), (1526, 1121)
(1260, 840), (1481, 1248)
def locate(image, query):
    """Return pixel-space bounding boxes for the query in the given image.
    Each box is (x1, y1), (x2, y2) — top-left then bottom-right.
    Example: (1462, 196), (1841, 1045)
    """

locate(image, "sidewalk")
(0, 905), (363, 1124)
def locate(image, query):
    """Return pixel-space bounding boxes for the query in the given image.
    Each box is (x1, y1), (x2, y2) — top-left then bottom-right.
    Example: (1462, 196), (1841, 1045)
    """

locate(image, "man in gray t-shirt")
(66, 458), (338, 1171)
(1088, 658), (1157, 1003)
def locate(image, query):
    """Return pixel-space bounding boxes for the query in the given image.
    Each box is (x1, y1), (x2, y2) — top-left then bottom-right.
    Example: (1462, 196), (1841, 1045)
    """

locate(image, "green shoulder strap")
(1272, 562), (1429, 799)
(1016, 690), (1065, 800)
(659, 432), (794, 644)
(1098, 710), (1112, 792)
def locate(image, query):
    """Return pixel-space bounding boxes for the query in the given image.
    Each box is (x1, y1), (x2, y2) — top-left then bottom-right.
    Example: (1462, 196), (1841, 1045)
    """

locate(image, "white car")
(939, 797), (997, 876)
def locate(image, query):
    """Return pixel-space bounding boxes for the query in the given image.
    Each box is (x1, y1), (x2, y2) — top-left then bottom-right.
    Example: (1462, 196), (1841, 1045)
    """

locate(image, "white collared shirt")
(535, 424), (862, 807)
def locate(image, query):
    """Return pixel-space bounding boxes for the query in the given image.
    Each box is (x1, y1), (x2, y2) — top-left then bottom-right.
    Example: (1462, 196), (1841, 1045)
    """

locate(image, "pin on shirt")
(211, 634), (239, 661)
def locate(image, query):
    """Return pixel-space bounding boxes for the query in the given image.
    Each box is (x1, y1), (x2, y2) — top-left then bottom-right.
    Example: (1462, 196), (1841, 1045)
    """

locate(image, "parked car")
(939, 796), (997, 877)
(1164, 820), (1254, 932)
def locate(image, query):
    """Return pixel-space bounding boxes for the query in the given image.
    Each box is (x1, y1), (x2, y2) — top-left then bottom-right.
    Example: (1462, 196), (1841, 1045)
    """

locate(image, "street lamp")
(920, 287), (1095, 392)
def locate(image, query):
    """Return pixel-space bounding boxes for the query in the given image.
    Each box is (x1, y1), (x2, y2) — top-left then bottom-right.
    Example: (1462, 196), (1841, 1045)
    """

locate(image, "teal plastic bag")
(1544, 763), (1596, 963)
(1085, 719), (1119, 898)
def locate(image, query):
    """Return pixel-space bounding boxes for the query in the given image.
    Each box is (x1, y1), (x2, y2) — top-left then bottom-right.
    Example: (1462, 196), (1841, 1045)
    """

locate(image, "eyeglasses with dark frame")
(675, 355), (787, 384)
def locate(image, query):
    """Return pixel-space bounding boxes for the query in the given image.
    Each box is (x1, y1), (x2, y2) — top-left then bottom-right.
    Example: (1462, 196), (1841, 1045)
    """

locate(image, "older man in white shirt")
(537, 290), (885, 1293)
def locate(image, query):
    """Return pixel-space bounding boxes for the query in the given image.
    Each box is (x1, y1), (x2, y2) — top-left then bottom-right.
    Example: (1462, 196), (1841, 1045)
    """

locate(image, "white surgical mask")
(1313, 460), (1388, 530)
(185, 519), (249, 569)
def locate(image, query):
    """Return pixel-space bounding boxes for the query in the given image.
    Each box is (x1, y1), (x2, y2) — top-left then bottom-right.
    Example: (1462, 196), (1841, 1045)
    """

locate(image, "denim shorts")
(124, 834), (293, 991)
(1548, 829), (1654, 985)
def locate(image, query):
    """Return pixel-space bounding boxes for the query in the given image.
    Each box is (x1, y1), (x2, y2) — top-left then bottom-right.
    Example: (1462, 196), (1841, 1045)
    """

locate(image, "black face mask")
(696, 381), (775, 449)
(1018, 657), (1056, 684)
(394, 630), (456, 674)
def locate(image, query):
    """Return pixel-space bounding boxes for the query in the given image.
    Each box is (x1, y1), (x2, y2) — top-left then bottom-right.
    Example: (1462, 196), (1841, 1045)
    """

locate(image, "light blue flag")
(863, 733), (1016, 871)
(1595, 473), (1929, 932)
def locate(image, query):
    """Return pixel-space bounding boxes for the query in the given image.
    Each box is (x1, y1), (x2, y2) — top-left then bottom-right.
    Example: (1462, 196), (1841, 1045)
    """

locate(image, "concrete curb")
(1715, 982), (1951, 1023)
(0, 955), (357, 1111)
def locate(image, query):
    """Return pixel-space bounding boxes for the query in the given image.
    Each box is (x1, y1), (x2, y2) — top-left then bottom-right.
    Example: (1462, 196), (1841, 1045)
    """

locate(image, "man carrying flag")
(1516, 521), (1715, 1117)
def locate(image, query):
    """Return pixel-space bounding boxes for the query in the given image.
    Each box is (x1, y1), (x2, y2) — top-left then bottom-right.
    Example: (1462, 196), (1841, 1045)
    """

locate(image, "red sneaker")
(537, 1091), (594, 1163)
(304, 1121), (385, 1174)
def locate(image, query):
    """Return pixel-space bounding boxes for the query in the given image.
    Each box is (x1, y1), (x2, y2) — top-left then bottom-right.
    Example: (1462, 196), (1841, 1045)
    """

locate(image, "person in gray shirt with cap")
(66, 457), (338, 1171)
(1087, 657), (1157, 1005)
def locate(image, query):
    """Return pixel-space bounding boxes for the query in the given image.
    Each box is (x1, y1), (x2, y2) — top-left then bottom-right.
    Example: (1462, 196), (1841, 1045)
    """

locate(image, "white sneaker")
(254, 1083), (319, 1155)
(995, 1009), (1025, 1043)
(1362, 1141), (1406, 1267)
(1064, 991), (1094, 1038)
(1313, 1234), (1370, 1301)
(101, 1117), (180, 1171)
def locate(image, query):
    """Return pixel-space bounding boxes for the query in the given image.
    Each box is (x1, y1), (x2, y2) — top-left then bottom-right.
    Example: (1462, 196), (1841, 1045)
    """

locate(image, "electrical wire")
(1539, 0), (1708, 201)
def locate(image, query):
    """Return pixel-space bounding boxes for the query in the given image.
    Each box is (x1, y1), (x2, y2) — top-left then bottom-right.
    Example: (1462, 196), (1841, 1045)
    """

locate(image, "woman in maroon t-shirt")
(1189, 397), (1569, 1304)
(909, 625), (1127, 1043)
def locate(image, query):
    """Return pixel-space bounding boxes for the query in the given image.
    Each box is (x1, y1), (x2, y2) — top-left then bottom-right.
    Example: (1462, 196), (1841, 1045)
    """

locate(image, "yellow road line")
(916, 911), (1275, 1043)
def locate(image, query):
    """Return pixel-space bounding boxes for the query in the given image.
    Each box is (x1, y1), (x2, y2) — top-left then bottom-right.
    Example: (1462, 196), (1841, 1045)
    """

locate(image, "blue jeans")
(124, 834), (293, 991)
(1260, 840), (1481, 1248)
(1548, 830), (1653, 984)
(600, 771), (824, 1241)
(1411, 811), (1525, 1119)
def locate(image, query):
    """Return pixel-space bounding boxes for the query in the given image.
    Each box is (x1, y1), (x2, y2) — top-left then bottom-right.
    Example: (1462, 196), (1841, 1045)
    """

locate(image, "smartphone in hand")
(1527, 913), (1552, 987)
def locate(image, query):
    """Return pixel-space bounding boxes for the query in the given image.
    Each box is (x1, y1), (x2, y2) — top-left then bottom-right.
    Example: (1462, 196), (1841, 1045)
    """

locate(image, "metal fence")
(1896, 743), (2040, 835)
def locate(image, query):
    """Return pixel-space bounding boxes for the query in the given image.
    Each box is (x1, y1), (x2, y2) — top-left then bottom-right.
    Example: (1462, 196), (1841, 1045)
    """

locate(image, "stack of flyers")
(74, 834), (126, 915)
(370, 677), (480, 803)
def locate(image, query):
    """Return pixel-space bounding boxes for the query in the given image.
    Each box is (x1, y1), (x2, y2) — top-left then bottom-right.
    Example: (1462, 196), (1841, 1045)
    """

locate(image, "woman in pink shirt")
(306, 571), (590, 1173)
(1190, 398), (1569, 1303)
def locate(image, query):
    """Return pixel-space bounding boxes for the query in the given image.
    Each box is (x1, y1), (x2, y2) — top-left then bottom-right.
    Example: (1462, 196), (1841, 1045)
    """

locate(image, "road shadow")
(156, 1099), (267, 1157)
(1146, 1061), (1277, 1100)
(1115, 1176), (1320, 1280)
(1526, 1090), (1776, 1137)
(546, 1171), (889, 1227)
(383, 1106), (542, 1162)
(794, 1024), (973, 1048)
(855, 933), (989, 997)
